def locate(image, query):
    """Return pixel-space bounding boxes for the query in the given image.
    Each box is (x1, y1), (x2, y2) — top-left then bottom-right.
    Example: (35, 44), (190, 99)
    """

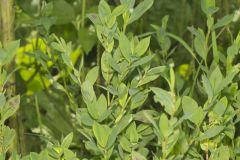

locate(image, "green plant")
(47, 0), (240, 159)
(1, 0), (240, 159)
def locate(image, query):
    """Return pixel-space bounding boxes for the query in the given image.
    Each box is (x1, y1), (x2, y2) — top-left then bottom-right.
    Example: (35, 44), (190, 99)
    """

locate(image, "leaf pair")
(119, 33), (151, 62)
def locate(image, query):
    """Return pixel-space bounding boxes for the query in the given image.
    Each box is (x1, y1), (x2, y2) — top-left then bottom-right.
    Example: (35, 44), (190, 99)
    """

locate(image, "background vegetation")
(1, 0), (240, 159)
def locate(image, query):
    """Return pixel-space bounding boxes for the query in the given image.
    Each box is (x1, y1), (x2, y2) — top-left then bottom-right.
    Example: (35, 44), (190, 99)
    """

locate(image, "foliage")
(0, 0), (240, 159)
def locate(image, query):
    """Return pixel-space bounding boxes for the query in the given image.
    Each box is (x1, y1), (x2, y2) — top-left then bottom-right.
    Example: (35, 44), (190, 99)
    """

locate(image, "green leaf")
(212, 97), (227, 117)
(138, 76), (158, 86)
(147, 66), (167, 76)
(106, 114), (133, 149)
(93, 122), (110, 148)
(85, 141), (101, 155)
(96, 94), (107, 116)
(214, 14), (234, 29)
(134, 110), (158, 124)
(130, 91), (148, 109)
(79, 28), (97, 54)
(101, 51), (113, 83)
(63, 149), (78, 159)
(159, 113), (171, 139)
(199, 125), (225, 140)
(138, 66), (166, 86)
(151, 87), (175, 116)
(39, 17), (56, 31)
(0, 40), (20, 66)
(131, 151), (147, 160)
(118, 83), (128, 107)
(217, 67), (239, 93)
(0, 93), (6, 108)
(194, 30), (207, 61)
(98, 109), (111, 122)
(2, 126), (15, 152)
(182, 96), (205, 126)
(182, 96), (198, 116)
(119, 136), (132, 152)
(126, 122), (139, 144)
(87, 14), (101, 26)
(61, 53), (73, 68)
(52, 0), (75, 24)
(128, 0), (154, 24)
(202, 75), (213, 100)
(77, 111), (94, 127)
(1, 95), (20, 124)
(201, 0), (216, 15)
(164, 130), (180, 157)
(62, 132), (73, 148)
(115, 114), (133, 134)
(191, 108), (205, 127)
(119, 33), (132, 62)
(112, 4), (128, 16)
(120, 0), (135, 8)
(106, 127), (118, 149)
(87, 102), (99, 120)
(51, 42), (64, 52)
(131, 55), (155, 68)
(217, 145), (230, 160)
(85, 66), (99, 85)
(109, 55), (121, 73)
(135, 37), (151, 56)
(99, 0), (111, 23)
(81, 80), (96, 104)
(209, 66), (223, 94)
(41, 2), (53, 16)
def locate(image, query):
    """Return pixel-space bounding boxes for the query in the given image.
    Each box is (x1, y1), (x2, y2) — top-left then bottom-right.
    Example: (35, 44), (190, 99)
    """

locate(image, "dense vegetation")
(1, 0), (240, 159)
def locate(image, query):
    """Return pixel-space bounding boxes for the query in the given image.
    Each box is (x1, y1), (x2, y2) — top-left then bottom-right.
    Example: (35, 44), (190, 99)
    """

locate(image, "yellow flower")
(177, 64), (190, 80)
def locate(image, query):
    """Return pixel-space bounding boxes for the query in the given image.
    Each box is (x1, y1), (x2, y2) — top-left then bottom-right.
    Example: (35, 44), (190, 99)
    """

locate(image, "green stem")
(81, 0), (86, 28)
(97, 41), (101, 95)
(38, 0), (42, 16)
(189, 61), (202, 96)
(166, 32), (200, 64)
(35, 95), (43, 136)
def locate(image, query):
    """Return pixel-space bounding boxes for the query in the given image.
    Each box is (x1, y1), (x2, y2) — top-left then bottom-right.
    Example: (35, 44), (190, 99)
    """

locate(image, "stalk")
(0, 0), (26, 155)
(0, 0), (14, 45)
(81, 0), (86, 28)
(35, 95), (43, 136)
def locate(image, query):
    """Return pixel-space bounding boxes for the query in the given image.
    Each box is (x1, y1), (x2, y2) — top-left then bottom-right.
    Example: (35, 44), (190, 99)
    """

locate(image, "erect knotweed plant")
(1, 0), (240, 159)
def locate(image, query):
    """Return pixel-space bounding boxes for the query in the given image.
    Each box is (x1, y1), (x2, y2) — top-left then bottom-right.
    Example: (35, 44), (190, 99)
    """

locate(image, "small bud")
(129, 8), (134, 13)
(233, 9), (240, 22)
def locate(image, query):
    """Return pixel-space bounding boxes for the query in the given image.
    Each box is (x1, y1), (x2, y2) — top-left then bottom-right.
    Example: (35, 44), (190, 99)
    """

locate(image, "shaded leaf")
(85, 66), (99, 85)
(128, 0), (154, 24)
(214, 14), (234, 29)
